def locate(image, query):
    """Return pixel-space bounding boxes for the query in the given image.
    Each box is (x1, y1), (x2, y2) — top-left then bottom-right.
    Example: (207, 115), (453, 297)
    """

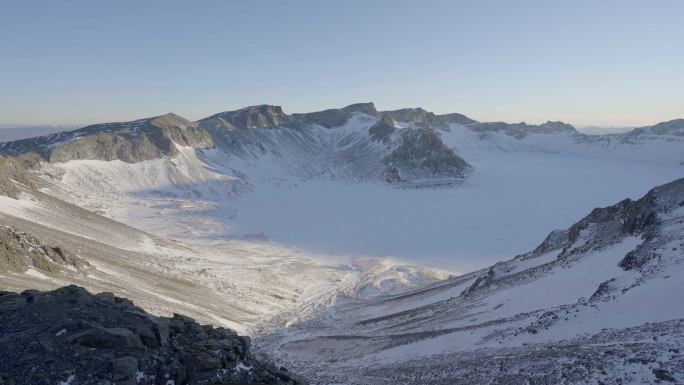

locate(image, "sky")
(1, 0), (682, 127)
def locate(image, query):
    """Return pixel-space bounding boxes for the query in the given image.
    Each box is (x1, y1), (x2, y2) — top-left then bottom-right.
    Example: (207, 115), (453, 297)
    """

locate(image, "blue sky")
(1, 0), (682, 126)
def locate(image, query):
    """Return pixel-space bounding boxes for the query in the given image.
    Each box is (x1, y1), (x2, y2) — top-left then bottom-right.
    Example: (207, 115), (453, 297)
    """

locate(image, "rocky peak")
(291, 102), (380, 128)
(205, 105), (294, 129)
(439, 112), (477, 125)
(383, 108), (477, 130)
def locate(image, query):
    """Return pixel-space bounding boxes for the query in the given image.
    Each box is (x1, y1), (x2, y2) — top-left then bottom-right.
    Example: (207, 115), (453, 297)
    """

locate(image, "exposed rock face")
(0, 113), (213, 164)
(292, 102), (381, 128)
(48, 131), (163, 163)
(11, 152), (44, 170)
(470, 121), (578, 139)
(383, 108), (477, 130)
(439, 112), (477, 125)
(0, 154), (37, 199)
(0, 225), (88, 273)
(365, 114), (473, 181)
(0, 285), (308, 385)
(384, 107), (447, 129)
(203, 105), (294, 130)
(387, 127), (472, 181)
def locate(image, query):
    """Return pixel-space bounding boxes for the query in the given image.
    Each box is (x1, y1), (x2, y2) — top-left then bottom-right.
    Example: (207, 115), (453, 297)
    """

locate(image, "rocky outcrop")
(0, 285), (308, 385)
(0, 225), (88, 274)
(292, 102), (381, 128)
(365, 114), (472, 181)
(470, 121), (579, 139)
(384, 108), (447, 129)
(386, 126), (472, 182)
(383, 108), (477, 130)
(202, 105), (294, 130)
(438, 112), (477, 125)
(0, 154), (37, 199)
(48, 131), (163, 163)
(11, 152), (44, 170)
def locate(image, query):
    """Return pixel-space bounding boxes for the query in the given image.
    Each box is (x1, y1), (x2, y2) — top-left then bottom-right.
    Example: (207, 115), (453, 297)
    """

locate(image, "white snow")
(57, 374), (75, 385)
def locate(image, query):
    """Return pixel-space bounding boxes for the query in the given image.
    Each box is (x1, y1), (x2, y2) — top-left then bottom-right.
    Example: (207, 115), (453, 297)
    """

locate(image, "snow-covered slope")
(255, 178), (684, 384)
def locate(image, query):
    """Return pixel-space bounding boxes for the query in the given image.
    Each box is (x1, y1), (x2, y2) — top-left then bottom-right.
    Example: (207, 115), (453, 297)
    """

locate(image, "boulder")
(134, 324), (158, 347)
(70, 327), (144, 350)
(111, 356), (138, 381)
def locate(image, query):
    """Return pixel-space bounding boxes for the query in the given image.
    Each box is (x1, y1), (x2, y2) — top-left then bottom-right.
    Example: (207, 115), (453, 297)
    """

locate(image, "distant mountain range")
(0, 103), (682, 187)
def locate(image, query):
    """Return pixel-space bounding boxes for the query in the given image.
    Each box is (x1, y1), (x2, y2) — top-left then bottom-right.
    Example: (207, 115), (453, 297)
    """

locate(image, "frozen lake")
(228, 152), (684, 273)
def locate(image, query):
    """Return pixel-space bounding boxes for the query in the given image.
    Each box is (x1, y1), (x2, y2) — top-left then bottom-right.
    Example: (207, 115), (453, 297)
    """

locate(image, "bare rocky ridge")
(0, 285), (309, 385)
(470, 120), (579, 139)
(383, 107), (476, 130)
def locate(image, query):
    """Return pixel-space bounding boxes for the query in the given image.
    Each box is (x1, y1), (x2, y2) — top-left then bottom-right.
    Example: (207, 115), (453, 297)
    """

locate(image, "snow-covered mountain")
(256, 177), (684, 384)
(2, 103), (682, 185)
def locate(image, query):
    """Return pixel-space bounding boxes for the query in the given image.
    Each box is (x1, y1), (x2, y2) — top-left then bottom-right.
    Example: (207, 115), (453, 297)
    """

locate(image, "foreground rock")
(0, 285), (308, 385)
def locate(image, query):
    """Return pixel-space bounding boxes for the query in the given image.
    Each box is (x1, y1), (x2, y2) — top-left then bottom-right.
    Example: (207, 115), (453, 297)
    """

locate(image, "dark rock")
(111, 356), (138, 381)
(0, 285), (308, 385)
(653, 369), (675, 382)
(200, 357), (222, 370)
(196, 339), (220, 350)
(65, 287), (95, 304)
(70, 327), (144, 350)
(172, 313), (196, 324)
(134, 324), (158, 347)
(94, 292), (115, 305)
